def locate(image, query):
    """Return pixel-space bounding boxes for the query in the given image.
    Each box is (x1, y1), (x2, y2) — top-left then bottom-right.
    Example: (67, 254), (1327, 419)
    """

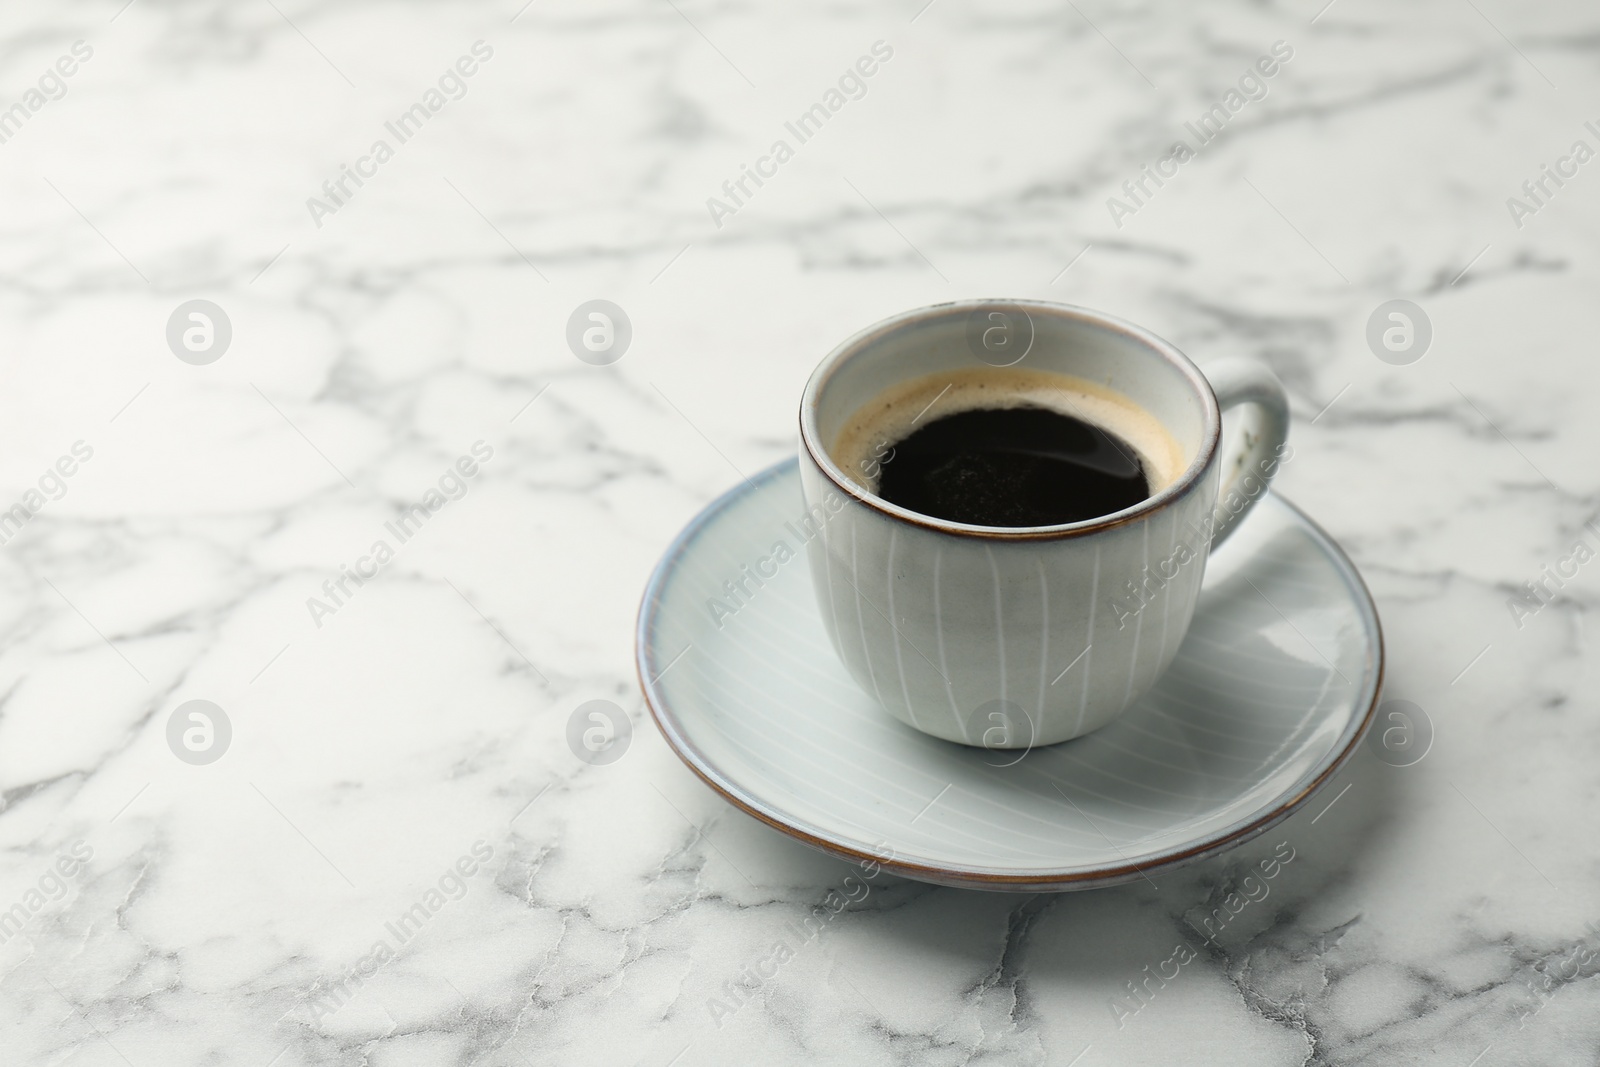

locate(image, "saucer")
(636, 459), (1383, 891)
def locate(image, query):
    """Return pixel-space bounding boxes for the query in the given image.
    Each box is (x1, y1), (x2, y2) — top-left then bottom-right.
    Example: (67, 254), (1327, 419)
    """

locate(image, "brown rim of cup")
(798, 299), (1224, 542)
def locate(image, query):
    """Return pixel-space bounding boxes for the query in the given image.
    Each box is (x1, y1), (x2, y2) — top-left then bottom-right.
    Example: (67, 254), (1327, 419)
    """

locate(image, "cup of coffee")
(798, 299), (1290, 748)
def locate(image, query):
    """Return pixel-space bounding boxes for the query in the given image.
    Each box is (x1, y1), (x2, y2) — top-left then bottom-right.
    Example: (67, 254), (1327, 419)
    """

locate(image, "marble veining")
(0, 0), (1597, 1064)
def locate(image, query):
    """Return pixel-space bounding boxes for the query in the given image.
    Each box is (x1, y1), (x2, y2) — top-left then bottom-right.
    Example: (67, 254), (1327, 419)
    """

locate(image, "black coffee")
(875, 406), (1150, 527)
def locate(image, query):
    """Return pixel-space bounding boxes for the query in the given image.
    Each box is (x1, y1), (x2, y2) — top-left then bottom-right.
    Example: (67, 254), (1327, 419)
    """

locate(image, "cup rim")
(798, 299), (1222, 541)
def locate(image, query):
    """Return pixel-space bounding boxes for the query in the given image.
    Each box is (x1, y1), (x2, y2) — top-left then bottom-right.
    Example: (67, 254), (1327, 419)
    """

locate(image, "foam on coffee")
(831, 366), (1187, 505)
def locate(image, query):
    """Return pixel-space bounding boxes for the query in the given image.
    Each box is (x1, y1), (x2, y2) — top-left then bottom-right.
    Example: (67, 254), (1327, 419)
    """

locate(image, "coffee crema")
(830, 367), (1186, 528)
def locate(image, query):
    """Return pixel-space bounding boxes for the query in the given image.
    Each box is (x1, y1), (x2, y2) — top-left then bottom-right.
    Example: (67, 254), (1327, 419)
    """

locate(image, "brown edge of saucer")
(632, 458), (1386, 892)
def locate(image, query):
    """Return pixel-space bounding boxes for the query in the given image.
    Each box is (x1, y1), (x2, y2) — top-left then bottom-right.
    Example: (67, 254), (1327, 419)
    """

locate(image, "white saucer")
(636, 459), (1383, 891)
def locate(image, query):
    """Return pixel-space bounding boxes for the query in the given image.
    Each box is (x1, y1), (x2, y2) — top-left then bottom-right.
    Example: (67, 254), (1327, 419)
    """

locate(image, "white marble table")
(2, 0), (1597, 1063)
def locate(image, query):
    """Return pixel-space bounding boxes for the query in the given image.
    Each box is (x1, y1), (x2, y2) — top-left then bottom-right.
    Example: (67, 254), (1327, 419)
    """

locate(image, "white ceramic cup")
(798, 300), (1291, 748)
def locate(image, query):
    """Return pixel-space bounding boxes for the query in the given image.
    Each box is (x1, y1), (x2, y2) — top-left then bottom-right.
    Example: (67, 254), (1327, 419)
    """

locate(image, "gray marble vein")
(0, 0), (1596, 1064)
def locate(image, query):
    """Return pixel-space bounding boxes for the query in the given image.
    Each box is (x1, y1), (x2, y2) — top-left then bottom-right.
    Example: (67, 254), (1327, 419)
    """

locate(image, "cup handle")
(1204, 359), (1291, 550)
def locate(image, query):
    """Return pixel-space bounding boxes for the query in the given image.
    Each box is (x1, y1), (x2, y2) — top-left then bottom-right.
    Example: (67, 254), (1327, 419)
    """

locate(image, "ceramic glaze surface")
(641, 460), (1380, 889)
(798, 449), (1220, 744)
(796, 301), (1290, 745)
